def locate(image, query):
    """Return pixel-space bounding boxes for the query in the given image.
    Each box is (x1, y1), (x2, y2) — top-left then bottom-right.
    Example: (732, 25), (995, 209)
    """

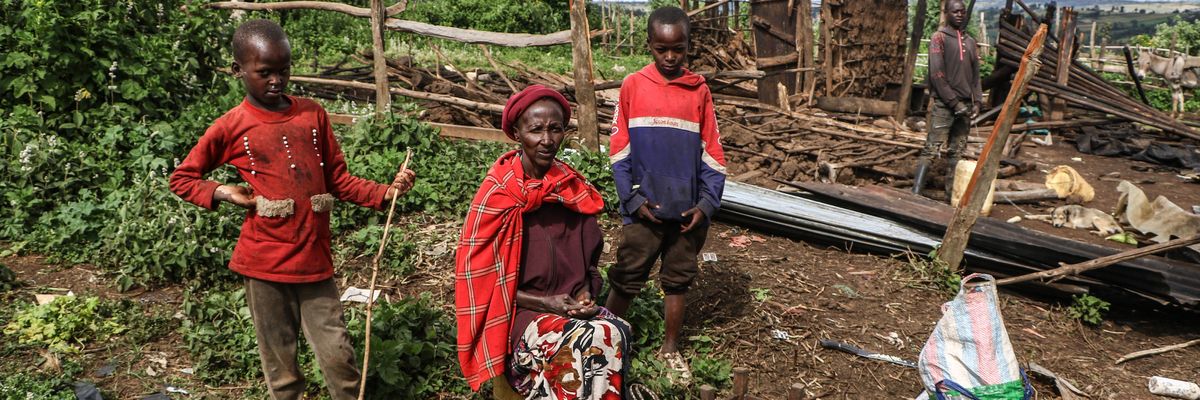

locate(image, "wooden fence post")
(1050, 8), (1074, 121)
(980, 11), (989, 57)
(569, 0), (601, 151)
(895, 0), (929, 123)
(797, 0), (814, 100)
(1100, 37), (1108, 72)
(938, 24), (1047, 271)
(369, 0), (390, 117)
(1089, 20), (1098, 70)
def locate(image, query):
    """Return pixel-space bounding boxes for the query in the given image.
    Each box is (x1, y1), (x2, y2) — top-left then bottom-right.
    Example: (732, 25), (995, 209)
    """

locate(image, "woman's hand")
(567, 291), (600, 320)
(215, 184), (256, 209)
(542, 294), (587, 317)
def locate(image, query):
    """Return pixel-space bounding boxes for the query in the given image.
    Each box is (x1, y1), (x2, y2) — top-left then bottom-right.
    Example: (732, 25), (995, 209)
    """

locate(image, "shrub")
(3, 296), (131, 354)
(0, 0), (231, 134)
(1067, 294), (1110, 326)
(180, 287), (262, 385)
(402, 0), (570, 34)
(346, 293), (469, 398)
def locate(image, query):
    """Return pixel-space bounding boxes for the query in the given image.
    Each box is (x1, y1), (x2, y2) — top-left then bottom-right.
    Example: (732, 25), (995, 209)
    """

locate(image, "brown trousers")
(244, 277), (360, 400)
(608, 221), (709, 296)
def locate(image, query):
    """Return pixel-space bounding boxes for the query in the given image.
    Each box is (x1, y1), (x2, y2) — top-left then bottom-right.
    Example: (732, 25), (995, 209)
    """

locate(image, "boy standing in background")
(604, 6), (726, 384)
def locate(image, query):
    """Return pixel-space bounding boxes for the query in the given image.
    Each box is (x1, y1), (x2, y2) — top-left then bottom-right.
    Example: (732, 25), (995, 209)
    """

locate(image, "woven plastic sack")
(917, 273), (1032, 400)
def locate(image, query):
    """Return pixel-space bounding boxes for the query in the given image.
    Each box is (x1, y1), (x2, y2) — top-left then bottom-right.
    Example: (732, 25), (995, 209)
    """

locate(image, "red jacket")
(170, 96), (389, 283)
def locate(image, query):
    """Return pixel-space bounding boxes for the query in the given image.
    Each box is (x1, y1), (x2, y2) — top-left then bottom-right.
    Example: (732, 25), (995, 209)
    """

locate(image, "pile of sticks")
(995, 7), (1200, 141)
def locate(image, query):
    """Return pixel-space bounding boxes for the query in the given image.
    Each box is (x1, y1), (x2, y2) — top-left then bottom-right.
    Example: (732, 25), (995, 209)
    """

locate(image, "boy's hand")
(636, 202), (663, 224)
(384, 168), (416, 201)
(680, 207), (705, 233)
(215, 184), (256, 209)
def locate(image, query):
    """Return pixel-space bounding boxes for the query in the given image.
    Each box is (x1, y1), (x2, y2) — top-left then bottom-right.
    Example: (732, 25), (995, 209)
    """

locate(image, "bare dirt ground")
(5, 215), (1199, 399)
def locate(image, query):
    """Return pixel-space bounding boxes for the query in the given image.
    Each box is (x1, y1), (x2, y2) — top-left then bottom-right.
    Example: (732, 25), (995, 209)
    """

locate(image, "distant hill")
(971, 0), (1200, 10)
(969, 1), (1200, 44)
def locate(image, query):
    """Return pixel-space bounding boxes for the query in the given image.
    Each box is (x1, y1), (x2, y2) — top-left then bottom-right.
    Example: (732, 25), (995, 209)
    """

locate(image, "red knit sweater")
(170, 96), (389, 283)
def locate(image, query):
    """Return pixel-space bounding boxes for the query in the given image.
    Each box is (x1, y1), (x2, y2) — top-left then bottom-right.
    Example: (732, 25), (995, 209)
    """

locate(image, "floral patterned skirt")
(509, 308), (631, 400)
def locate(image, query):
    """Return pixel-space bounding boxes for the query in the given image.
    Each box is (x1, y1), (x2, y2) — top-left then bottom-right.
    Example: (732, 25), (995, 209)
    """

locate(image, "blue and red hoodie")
(608, 64), (727, 224)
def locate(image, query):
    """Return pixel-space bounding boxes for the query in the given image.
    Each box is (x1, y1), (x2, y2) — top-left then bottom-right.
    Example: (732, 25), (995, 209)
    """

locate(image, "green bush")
(180, 287), (263, 385)
(0, 371), (76, 400)
(403, 0), (569, 34)
(346, 293), (469, 399)
(0, 263), (16, 292)
(1067, 294), (1110, 326)
(3, 295), (132, 354)
(559, 147), (620, 214)
(0, 0), (231, 134)
(332, 112), (507, 226)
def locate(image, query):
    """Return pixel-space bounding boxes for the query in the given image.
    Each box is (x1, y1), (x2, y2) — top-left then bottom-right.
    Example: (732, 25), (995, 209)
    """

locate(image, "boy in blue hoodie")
(603, 6), (726, 383)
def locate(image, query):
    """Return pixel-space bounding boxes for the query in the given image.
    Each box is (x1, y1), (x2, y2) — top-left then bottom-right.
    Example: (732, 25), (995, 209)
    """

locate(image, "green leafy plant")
(1067, 294), (1110, 326)
(559, 147), (619, 214)
(345, 293), (469, 399)
(180, 287), (262, 385)
(0, 262), (16, 292)
(749, 287), (772, 303)
(3, 296), (131, 354)
(0, 371), (77, 400)
(900, 248), (961, 295)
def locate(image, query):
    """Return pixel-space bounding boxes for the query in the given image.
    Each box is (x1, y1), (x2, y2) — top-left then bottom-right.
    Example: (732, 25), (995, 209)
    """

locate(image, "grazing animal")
(1135, 48), (1200, 118)
(1050, 205), (1123, 235)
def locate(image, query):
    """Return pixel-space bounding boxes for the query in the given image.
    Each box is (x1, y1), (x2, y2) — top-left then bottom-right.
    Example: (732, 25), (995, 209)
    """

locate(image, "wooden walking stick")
(357, 148), (412, 400)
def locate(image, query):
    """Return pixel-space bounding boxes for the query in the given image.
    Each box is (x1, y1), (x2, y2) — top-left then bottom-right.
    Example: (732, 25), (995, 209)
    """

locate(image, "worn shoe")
(660, 351), (692, 385)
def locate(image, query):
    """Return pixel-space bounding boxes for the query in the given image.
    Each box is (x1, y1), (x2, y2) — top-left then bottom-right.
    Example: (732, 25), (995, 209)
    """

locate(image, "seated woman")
(455, 85), (630, 399)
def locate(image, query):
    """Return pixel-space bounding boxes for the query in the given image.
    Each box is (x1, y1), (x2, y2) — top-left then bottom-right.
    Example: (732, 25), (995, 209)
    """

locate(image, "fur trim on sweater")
(311, 193), (335, 213)
(256, 197), (295, 217)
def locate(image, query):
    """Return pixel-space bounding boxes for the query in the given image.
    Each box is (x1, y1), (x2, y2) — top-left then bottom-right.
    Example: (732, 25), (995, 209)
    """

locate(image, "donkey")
(1135, 48), (1200, 118)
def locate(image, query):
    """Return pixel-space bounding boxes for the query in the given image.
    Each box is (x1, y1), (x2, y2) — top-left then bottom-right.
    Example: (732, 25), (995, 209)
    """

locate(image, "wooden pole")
(357, 149), (412, 400)
(1123, 45), (1152, 105)
(797, 0), (813, 99)
(938, 24), (1047, 271)
(1050, 8), (1074, 121)
(895, 0), (929, 123)
(569, 0), (601, 151)
(369, 0), (390, 117)
(980, 12), (990, 57)
(600, 3), (609, 49)
(614, 6), (622, 54)
(996, 234), (1200, 286)
(1089, 21), (1098, 69)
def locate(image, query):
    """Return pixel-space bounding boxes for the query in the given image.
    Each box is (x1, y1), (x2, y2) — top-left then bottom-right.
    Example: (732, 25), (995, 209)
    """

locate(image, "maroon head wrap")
(501, 84), (572, 141)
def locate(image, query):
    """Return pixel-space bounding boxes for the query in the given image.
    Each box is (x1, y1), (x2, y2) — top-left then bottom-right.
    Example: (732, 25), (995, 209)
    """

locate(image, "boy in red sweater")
(169, 19), (414, 399)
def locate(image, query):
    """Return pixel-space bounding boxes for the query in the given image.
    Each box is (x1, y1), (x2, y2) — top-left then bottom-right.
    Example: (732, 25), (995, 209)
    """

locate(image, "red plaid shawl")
(455, 150), (604, 390)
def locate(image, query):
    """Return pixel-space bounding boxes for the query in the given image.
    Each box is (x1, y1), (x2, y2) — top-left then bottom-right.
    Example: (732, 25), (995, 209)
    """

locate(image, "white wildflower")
(109, 61), (118, 73)
(46, 136), (58, 147)
(74, 88), (92, 102)
(183, 226), (192, 234)
(19, 143), (35, 165)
